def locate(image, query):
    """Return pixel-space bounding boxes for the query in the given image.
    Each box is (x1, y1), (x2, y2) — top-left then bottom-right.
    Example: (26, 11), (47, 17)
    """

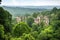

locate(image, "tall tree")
(0, 24), (4, 40)
(0, 7), (12, 33)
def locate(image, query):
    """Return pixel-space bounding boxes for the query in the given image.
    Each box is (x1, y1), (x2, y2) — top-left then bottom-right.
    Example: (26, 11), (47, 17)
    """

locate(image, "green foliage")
(0, 24), (4, 40)
(32, 12), (39, 18)
(27, 17), (34, 27)
(21, 33), (35, 40)
(53, 27), (60, 39)
(13, 22), (31, 37)
(31, 31), (38, 40)
(56, 11), (60, 20)
(38, 25), (54, 40)
(0, 7), (60, 40)
(50, 38), (59, 40)
(11, 33), (35, 40)
(4, 33), (12, 40)
(32, 23), (39, 31)
(10, 7), (60, 40)
(52, 7), (57, 12)
(10, 37), (23, 40)
(24, 13), (30, 17)
(0, 7), (12, 33)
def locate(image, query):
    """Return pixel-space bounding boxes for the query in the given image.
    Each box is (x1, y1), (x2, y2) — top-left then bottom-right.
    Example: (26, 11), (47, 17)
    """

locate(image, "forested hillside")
(0, 7), (60, 40)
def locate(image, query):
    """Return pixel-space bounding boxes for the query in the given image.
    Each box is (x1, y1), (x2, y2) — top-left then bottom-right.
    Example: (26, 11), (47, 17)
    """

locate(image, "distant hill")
(2, 6), (47, 17)
(2, 6), (60, 18)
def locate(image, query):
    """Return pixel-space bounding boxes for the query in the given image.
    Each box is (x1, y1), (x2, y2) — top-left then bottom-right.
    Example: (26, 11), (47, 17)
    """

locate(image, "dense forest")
(0, 7), (60, 40)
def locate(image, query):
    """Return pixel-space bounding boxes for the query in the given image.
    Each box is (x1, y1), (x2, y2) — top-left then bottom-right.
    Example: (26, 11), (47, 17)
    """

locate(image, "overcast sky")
(1, 0), (60, 6)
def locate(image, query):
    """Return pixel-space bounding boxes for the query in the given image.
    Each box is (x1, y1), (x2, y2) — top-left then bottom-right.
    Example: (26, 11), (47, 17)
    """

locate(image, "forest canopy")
(0, 7), (60, 40)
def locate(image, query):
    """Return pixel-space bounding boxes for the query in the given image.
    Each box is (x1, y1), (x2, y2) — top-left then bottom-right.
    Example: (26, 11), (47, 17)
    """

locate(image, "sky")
(1, 0), (60, 6)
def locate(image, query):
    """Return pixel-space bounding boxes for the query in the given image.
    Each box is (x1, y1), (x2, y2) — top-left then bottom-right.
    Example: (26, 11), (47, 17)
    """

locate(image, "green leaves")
(0, 7), (12, 33)
(0, 7), (60, 40)
(13, 22), (31, 37)
(0, 24), (4, 39)
(27, 17), (34, 27)
(38, 25), (54, 40)
(22, 33), (35, 40)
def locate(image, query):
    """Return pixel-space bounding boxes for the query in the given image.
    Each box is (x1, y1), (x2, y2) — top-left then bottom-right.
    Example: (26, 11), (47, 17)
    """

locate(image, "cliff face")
(15, 15), (49, 26)
(34, 15), (49, 26)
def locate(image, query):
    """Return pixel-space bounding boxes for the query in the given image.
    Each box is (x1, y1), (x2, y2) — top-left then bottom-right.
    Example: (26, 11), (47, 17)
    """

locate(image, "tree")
(50, 8), (60, 29)
(26, 17), (34, 27)
(21, 33), (35, 40)
(0, 7), (12, 33)
(38, 25), (54, 40)
(13, 22), (31, 37)
(24, 13), (30, 17)
(0, 24), (4, 40)
(52, 7), (57, 14)
(56, 11), (60, 20)
(53, 27), (60, 39)
(32, 23), (38, 31)
(32, 12), (38, 18)
(31, 31), (38, 40)
(49, 8), (60, 40)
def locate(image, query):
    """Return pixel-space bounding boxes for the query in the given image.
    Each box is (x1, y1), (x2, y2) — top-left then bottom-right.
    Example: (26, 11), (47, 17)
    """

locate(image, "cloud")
(1, 0), (60, 6)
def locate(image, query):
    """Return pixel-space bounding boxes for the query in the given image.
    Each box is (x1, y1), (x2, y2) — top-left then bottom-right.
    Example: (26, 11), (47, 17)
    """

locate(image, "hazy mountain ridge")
(2, 6), (60, 17)
(2, 6), (48, 17)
